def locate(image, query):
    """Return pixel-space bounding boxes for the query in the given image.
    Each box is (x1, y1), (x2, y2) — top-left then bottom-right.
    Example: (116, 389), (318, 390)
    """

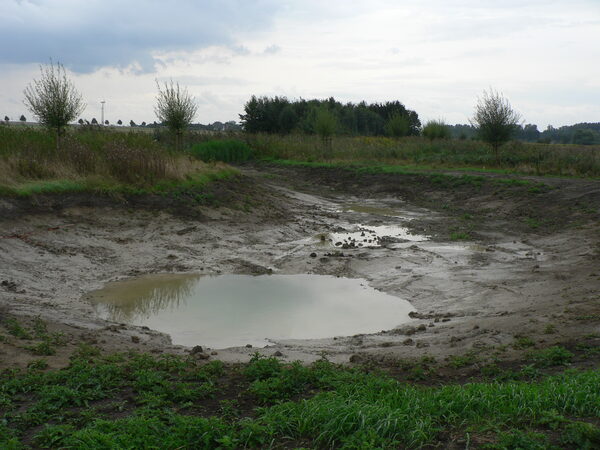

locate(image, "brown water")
(88, 274), (414, 348)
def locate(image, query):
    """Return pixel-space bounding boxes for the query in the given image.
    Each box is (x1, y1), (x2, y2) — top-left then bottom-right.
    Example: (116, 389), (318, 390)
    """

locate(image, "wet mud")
(1, 164), (599, 368)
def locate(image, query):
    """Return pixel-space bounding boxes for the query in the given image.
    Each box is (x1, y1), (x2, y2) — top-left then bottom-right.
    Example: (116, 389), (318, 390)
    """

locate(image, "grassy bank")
(0, 126), (237, 198)
(1, 347), (599, 449)
(246, 133), (600, 178)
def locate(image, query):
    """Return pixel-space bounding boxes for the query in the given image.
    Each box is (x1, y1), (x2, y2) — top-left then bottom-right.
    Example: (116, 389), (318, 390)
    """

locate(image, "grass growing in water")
(1, 351), (599, 448)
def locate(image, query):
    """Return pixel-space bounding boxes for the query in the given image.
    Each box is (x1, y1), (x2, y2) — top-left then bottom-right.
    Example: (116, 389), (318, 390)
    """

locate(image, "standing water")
(88, 274), (414, 348)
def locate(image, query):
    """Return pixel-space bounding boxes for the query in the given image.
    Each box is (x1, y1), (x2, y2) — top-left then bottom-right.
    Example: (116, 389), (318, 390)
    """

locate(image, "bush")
(189, 139), (253, 163)
(422, 120), (451, 140)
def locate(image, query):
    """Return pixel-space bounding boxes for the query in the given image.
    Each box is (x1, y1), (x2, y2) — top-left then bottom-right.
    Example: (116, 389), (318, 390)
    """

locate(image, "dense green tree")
(130, 120), (136, 127)
(278, 105), (298, 134)
(4, 116), (8, 122)
(240, 96), (419, 136)
(20, 115), (26, 122)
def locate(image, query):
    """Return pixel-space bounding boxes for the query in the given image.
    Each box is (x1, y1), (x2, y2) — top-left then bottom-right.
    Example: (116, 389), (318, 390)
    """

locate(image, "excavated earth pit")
(1, 164), (599, 368)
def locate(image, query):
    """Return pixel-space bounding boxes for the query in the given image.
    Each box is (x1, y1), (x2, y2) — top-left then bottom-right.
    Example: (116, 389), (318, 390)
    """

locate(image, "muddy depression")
(1, 164), (599, 368)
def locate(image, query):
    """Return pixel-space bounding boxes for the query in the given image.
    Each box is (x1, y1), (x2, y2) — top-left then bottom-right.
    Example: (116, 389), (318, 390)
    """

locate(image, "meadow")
(0, 125), (236, 197)
(246, 133), (600, 178)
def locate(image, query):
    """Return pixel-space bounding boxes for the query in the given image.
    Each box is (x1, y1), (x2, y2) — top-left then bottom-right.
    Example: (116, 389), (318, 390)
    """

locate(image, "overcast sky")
(1, 0), (599, 128)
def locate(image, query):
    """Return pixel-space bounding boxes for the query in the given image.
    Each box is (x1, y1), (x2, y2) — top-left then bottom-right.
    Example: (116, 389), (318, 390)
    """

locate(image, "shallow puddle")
(88, 274), (413, 348)
(325, 224), (429, 248)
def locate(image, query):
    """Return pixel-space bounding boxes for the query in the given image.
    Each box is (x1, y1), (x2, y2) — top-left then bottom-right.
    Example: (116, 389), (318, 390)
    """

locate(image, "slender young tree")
(155, 80), (197, 150)
(23, 61), (85, 150)
(470, 89), (521, 162)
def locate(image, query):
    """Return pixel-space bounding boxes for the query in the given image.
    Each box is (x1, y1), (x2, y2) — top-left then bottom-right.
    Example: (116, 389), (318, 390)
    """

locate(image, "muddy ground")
(1, 164), (599, 370)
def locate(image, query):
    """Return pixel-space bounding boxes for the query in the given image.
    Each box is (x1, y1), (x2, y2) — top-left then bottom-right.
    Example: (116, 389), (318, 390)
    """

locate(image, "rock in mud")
(417, 324), (427, 332)
(309, 252), (317, 258)
(131, 336), (140, 343)
(190, 345), (204, 355)
(245, 344), (253, 348)
(402, 338), (414, 346)
(273, 350), (284, 357)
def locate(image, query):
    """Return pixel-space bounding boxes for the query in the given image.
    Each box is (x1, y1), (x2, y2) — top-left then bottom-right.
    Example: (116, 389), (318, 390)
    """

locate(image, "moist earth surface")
(1, 164), (599, 369)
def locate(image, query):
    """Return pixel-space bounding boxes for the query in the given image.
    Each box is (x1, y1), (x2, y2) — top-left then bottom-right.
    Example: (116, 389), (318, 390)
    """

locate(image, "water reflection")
(90, 274), (200, 323)
(88, 274), (414, 349)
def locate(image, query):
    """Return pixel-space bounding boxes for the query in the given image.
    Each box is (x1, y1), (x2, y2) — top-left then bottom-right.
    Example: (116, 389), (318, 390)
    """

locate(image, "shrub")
(422, 120), (451, 140)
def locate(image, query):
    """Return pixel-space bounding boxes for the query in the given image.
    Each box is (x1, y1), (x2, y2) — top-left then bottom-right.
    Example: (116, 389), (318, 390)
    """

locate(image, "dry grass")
(0, 125), (235, 196)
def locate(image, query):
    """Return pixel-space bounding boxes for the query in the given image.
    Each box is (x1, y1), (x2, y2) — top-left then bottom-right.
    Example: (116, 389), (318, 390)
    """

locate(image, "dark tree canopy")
(117, 119), (122, 125)
(20, 115), (26, 122)
(239, 96), (420, 136)
(91, 118), (98, 124)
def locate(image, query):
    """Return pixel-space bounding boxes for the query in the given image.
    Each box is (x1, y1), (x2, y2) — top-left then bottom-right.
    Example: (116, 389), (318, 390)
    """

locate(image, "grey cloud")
(1, 0), (280, 73)
(156, 75), (247, 86)
(263, 44), (281, 55)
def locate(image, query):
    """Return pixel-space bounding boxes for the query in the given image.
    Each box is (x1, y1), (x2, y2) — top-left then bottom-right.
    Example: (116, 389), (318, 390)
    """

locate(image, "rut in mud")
(0, 164), (599, 369)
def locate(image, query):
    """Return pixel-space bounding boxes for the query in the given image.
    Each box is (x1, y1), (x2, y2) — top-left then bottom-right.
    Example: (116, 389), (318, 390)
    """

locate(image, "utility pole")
(100, 100), (106, 126)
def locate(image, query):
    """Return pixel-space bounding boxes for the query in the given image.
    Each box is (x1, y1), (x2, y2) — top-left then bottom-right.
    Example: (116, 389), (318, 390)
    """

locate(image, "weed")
(513, 336), (536, 349)
(529, 346), (574, 367)
(544, 324), (557, 334)
(560, 421), (600, 449)
(27, 359), (49, 371)
(26, 339), (56, 356)
(5, 318), (32, 340)
(450, 231), (470, 240)
(487, 430), (551, 449)
(446, 352), (478, 368)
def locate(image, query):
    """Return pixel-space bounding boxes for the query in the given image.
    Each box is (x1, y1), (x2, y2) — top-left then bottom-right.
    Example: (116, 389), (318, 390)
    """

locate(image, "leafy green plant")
(5, 318), (32, 340)
(529, 346), (574, 367)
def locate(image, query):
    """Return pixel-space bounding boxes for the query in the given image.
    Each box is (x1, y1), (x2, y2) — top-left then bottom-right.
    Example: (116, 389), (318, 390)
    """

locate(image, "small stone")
(273, 350), (284, 357)
(402, 338), (414, 346)
(245, 344), (253, 348)
(131, 336), (140, 343)
(211, 351), (218, 355)
(309, 252), (317, 258)
(416, 342), (430, 348)
(417, 324), (427, 332)
(434, 318), (440, 323)
(196, 353), (210, 360)
(442, 318), (451, 322)
(473, 325), (480, 330)
(428, 322), (435, 327)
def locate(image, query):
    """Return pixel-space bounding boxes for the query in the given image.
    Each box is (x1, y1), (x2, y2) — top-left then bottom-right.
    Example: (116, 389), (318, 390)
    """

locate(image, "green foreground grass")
(1, 348), (599, 449)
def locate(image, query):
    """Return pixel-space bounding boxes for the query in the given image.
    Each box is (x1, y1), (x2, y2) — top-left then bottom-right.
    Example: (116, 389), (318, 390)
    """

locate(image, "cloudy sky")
(1, 0), (599, 128)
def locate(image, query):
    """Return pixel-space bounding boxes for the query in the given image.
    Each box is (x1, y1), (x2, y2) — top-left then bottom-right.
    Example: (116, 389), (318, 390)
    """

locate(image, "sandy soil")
(1, 165), (599, 369)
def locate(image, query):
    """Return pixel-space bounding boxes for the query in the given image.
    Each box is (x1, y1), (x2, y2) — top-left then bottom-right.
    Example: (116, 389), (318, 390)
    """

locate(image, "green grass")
(249, 133), (600, 178)
(1, 351), (599, 449)
(189, 139), (253, 163)
(0, 126), (240, 198)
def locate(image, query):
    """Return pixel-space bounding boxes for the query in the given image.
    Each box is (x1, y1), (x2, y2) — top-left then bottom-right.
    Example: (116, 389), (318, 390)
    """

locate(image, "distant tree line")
(448, 122), (600, 145)
(239, 96), (421, 137)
